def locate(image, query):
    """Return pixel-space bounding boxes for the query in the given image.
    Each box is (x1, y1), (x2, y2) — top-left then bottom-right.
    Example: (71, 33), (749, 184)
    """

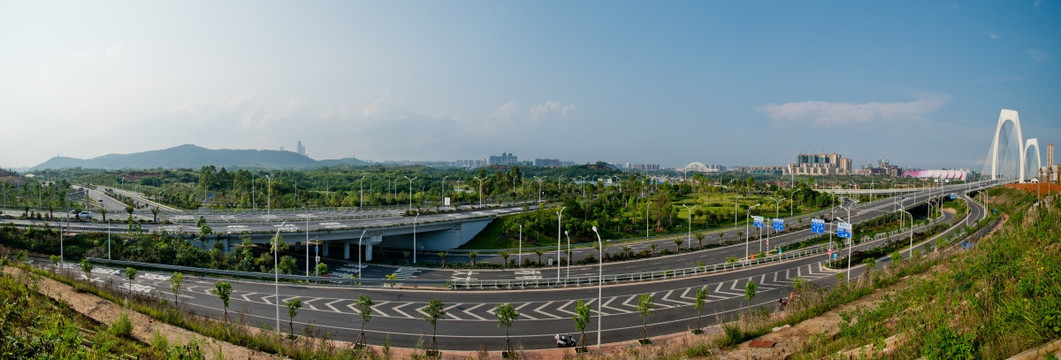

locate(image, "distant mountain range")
(32, 144), (368, 170)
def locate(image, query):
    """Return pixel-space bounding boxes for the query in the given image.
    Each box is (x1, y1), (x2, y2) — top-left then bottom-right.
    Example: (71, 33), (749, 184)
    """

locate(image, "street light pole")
(745, 204), (761, 264)
(474, 176), (485, 208)
(357, 229), (366, 278)
(900, 205), (914, 257)
(556, 207), (565, 281)
(272, 221), (287, 333)
(682, 204), (697, 250)
(266, 175), (272, 216)
(305, 209), (310, 276)
(646, 201), (652, 238)
(564, 230), (571, 280)
(518, 224), (522, 267)
(838, 205), (852, 283)
(441, 176), (450, 207)
(591, 226), (604, 350)
(359, 176), (365, 209)
(532, 176), (546, 204)
(768, 197), (781, 251)
(413, 211), (419, 263)
(404, 176), (417, 211)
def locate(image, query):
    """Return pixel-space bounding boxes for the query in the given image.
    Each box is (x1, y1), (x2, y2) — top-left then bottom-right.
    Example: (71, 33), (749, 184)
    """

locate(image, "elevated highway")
(71, 179), (994, 351)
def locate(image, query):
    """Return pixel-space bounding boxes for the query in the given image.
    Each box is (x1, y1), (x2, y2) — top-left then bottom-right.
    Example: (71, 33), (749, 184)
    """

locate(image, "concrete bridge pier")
(343, 241), (350, 260)
(322, 242), (330, 257)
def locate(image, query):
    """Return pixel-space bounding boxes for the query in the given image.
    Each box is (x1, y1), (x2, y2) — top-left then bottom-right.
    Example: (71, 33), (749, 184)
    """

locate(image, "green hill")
(32, 144), (366, 170)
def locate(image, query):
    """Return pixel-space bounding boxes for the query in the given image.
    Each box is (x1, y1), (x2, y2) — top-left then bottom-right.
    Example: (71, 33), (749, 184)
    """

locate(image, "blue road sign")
(837, 221), (853, 239)
(772, 218), (785, 232)
(811, 218), (825, 234)
(753, 216), (764, 228)
(950, 193), (957, 200)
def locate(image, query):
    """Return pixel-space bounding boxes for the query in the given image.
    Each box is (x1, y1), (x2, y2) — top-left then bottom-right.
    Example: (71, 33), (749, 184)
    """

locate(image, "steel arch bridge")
(989, 109), (1042, 183)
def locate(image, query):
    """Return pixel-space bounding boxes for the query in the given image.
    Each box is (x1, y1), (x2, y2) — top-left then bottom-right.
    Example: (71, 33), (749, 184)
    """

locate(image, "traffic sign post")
(753, 216), (764, 228)
(837, 221), (852, 239)
(811, 218), (825, 234)
(772, 218), (784, 232)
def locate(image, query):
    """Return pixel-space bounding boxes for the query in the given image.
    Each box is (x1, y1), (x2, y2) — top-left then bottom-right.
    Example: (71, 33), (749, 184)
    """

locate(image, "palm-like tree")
(468, 251), (479, 267)
(495, 303), (520, 355)
(286, 298), (302, 336)
(636, 294), (655, 343)
(211, 281), (232, 321)
(355, 295), (372, 348)
(499, 250), (511, 268)
(438, 252), (448, 268)
(424, 299), (446, 355)
(533, 249), (545, 265)
(695, 232), (706, 249)
(674, 238), (684, 252)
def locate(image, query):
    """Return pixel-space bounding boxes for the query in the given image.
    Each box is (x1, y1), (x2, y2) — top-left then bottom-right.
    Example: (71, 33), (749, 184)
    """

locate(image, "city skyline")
(2, 1), (1059, 169)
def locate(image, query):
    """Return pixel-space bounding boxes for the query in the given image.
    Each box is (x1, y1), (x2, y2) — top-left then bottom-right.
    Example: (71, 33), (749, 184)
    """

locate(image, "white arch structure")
(990, 109), (1041, 183)
(1025, 138), (1042, 182)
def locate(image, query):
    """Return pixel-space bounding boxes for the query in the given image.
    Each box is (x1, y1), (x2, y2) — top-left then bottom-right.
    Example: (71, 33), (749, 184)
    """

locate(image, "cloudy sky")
(2, 1), (1059, 170)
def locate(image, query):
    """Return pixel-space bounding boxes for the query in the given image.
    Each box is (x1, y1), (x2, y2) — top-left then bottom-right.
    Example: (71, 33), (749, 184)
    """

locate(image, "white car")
(77, 211), (93, 220)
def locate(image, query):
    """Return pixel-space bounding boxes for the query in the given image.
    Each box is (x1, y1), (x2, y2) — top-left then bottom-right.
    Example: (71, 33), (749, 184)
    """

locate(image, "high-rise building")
(297, 140), (306, 157)
(785, 152), (853, 176)
(1049, 142), (1054, 166)
(487, 153), (517, 166)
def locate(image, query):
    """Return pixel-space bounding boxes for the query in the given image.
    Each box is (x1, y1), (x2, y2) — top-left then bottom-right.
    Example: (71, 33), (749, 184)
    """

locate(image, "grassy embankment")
(574, 186), (1059, 359)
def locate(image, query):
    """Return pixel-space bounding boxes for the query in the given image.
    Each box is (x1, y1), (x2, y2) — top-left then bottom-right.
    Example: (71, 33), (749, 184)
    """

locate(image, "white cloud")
(1035, 0), (1043, 8)
(761, 94), (950, 126)
(988, 32), (999, 40)
(492, 100), (575, 121)
(361, 91), (401, 118)
(490, 101), (520, 120)
(562, 103), (576, 117)
(1029, 49), (1050, 62)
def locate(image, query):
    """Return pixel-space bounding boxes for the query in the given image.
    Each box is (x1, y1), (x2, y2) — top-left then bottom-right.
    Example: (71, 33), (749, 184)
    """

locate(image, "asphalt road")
(59, 187), (989, 351)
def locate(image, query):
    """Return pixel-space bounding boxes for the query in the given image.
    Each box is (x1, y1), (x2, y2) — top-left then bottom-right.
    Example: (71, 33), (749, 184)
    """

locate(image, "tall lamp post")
(734, 195), (742, 226)
(441, 176), (450, 206)
(645, 201), (652, 238)
(556, 207), (566, 281)
(767, 197), (781, 251)
(359, 176), (366, 209)
(682, 204), (697, 250)
(266, 175), (272, 216)
(304, 209), (310, 276)
(357, 229), (366, 278)
(404, 176), (417, 211)
(413, 211), (420, 263)
(473, 176), (485, 208)
(271, 221), (287, 333)
(533, 176), (546, 204)
(745, 204), (761, 264)
(591, 226), (604, 350)
(899, 205), (914, 256)
(564, 230), (571, 280)
(838, 204), (852, 283)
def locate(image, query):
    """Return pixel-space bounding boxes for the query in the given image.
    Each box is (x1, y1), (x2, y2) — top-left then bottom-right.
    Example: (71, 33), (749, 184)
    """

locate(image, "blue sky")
(1, 1), (1059, 170)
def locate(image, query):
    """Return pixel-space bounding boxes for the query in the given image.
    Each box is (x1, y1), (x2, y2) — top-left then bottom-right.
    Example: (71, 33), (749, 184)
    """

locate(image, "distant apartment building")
(784, 152), (853, 176)
(854, 156), (903, 176)
(457, 159), (487, 168)
(626, 163), (661, 171)
(535, 158), (562, 167)
(750, 166), (785, 175)
(487, 152), (518, 166)
(296, 140), (306, 157)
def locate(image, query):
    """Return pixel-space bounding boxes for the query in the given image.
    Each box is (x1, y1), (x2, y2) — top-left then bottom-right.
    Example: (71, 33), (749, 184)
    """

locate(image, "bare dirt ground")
(1006, 182), (1061, 195)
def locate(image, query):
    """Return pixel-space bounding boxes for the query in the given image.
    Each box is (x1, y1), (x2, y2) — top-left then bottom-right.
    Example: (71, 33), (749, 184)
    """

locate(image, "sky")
(2, 1), (1060, 171)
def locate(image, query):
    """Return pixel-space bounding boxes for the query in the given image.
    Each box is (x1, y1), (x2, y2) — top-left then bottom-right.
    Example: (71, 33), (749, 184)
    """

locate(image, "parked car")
(554, 334), (577, 348)
(77, 211), (93, 220)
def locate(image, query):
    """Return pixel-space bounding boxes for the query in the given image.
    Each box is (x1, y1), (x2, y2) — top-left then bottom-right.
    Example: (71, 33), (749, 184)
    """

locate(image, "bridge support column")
(322, 241), (330, 257)
(365, 244), (373, 261)
(223, 239), (230, 254)
(343, 241), (350, 260)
